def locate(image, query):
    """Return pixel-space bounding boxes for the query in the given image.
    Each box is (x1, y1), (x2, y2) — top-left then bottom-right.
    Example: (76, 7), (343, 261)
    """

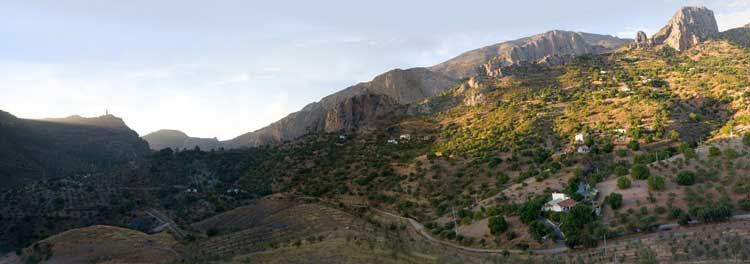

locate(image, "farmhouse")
(542, 193), (578, 213)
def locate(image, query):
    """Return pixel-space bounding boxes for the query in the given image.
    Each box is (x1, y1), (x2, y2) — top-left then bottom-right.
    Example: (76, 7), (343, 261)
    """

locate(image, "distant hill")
(0, 111), (150, 189)
(142, 129), (222, 151)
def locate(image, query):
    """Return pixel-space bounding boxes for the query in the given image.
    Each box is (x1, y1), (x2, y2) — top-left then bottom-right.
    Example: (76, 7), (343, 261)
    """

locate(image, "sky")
(1, 0), (749, 140)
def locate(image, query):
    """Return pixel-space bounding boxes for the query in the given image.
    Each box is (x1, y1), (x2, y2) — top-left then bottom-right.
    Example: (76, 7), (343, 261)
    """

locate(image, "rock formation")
(720, 23), (750, 47)
(430, 30), (631, 79)
(223, 68), (456, 148)
(651, 6), (718, 51)
(632, 31), (650, 48)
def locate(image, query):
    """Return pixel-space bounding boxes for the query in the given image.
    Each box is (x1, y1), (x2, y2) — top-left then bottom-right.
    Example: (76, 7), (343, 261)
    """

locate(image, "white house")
(618, 85), (631, 92)
(577, 145), (590, 153)
(338, 135), (347, 140)
(387, 139), (398, 145)
(400, 134), (412, 140)
(614, 128), (627, 134)
(543, 193), (578, 213)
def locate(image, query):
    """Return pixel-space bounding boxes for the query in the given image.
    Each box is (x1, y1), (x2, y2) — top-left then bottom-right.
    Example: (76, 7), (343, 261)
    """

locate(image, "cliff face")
(0, 111), (150, 189)
(224, 68), (455, 148)
(651, 6), (719, 51)
(142, 129), (223, 151)
(429, 30), (630, 79)
(323, 94), (400, 133)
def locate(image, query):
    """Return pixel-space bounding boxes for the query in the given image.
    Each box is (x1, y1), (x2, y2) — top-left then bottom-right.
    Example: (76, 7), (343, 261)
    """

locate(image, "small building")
(614, 128), (627, 134)
(618, 85), (631, 92)
(387, 139), (398, 145)
(338, 135), (347, 140)
(543, 193), (578, 213)
(577, 145), (590, 153)
(400, 134), (412, 141)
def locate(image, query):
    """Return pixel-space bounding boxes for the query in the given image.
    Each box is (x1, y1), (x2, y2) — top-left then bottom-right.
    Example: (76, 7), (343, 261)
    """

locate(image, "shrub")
(723, 148), (738, 160)
(628, 140), (640, 151)
(648, 175), (665, 191)
(613, 164), (628, 176)
(744, 132), (750, 146)
(630, 164), (650, 180)
(738, 199), (750, 211)
(676, 171), (696, 186)
(616, 149), (629, 157)
(488, 216), (508, 235)
(708, 146), (721, 157)
(528, 220), (551, 242)
(605, 193), (623, 210)
(617, 177), (632, 189)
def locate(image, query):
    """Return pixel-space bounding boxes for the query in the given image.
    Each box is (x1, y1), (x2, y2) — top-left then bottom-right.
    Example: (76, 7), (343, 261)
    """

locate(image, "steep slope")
(0, 111), (150, 189)
(143, 129), (223, 151)
(650, 6), (719, 51)
(429, 30), (631, 79)
(720, 23), (750, 47)
(224, 68), (456, 148)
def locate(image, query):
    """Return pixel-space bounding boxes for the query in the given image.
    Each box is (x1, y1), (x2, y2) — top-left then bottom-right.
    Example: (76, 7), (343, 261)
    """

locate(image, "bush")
(488, 216), (508, 235)
(617, 177), (632, 189)
(676, 171), (696, 186)
(605, 193), (623, 210)
(647, 175), (665, 191)
(630, 164), (650, 180)
(723, 148), (738, 160)
(613, 164), (628, 176)
(744, 132), (750, 146)
(708, 146), (721, 157)
(616, 149), (629, 157)
(528, 220), (551, 242)
(738, 199), (750, 211)
(628, 140), (640, 151)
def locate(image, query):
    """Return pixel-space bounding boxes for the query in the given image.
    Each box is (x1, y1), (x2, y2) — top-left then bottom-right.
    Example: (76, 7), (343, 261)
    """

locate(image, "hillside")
(0, 111), (150, 190)
(5, 5), (750, 264)
(142, 129), (223, 151)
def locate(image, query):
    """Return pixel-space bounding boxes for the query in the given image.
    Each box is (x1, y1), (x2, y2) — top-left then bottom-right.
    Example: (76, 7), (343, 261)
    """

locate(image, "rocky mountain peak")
(651, 6), (719, 51)
(632, 31), (650, 48)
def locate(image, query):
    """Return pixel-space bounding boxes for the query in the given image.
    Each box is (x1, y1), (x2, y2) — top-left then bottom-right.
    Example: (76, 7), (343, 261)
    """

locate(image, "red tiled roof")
(558, 199), (578, 208)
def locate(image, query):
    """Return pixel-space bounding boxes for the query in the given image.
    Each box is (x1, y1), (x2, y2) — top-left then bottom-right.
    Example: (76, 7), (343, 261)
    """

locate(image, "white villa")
(577, 145), (591, 153)
(542, 193), (578, 213)
(387, 139), (398, 145)
(400, 134), (412, 140)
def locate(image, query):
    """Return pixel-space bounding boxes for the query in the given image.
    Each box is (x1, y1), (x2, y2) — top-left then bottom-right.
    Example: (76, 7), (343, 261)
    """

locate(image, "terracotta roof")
(558, 199), (578, 208)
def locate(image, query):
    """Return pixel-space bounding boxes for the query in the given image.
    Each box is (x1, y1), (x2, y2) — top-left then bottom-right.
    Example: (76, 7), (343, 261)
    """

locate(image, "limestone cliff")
(651, 6), (719, 51)
(430, 30), (630, 79)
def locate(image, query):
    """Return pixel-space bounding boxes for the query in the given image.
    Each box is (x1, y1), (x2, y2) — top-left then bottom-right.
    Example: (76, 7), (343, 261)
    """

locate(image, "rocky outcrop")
(142, 129), (223, 151)
(324, 94), (401, 133)
(476, 31), (622, 78)
(223, 68), (456, 148)
(632, 31), (650, 48)
(651, 6), (718, 51)
(430, 30), (631, 79)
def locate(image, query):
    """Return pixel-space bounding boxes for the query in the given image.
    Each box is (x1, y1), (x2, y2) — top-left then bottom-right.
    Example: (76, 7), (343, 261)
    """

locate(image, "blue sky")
(1, 0), (748, 139)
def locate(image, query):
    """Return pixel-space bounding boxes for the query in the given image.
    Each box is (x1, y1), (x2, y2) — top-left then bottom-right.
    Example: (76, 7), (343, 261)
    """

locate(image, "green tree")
(647, 175), (665, 191)
(561, 205), (596, 248)
(617, 177), (632, 189)
(488, 216), (508, 235)
(708, 146), (721, 157)
(676, 171), (696, 186)
(628, 140), (640, 151)
(605, 193), (623, 210)
(744, 132), (750, 146)
(630, 164), (650, 180)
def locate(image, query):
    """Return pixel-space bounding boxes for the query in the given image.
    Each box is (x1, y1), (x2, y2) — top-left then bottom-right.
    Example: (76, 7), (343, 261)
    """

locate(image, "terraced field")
(188, 197), (360, 261)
